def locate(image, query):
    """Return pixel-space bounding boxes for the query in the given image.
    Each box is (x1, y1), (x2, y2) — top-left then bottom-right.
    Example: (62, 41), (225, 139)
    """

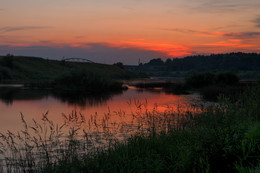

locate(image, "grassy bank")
(0, 55), (147, 83)
(0, 55), (148, 92)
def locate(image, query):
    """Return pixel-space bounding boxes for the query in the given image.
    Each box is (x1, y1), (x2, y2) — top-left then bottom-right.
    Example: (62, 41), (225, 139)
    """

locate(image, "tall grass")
(0, 87), (259, 172)
(78, 87), (259, 173)
(0, 111), (84, 172)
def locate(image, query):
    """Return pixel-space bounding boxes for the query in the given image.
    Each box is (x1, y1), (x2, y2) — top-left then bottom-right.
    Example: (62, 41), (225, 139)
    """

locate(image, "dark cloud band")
(0, 26), (51, 33)
(253, 16), (260, 28)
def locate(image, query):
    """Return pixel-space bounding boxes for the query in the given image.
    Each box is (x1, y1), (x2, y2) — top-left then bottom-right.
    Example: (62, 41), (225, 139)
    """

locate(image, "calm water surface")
(0, 86), (202, 133)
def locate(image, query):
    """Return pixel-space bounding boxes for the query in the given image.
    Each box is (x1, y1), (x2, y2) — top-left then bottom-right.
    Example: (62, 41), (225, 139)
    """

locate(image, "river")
(0, 85), (202, 133)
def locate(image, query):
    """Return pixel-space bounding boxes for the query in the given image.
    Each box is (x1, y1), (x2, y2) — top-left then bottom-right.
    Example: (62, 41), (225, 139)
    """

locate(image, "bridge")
(62, 57), (94, 63)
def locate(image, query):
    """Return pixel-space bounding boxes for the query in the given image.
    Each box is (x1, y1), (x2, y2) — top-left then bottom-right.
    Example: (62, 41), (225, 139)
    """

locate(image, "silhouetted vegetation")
(164, 53), (260, 71)
(0, 68), (12, 81)
(201, 85), (243, 102)
(215, 72), (239, 85)
(147, 58), (164, 66)
(113, 62), (124, 69)
(52, 70), (123, 92)
(185, 72), (239, 88)
(132, 72), (242, 98)
(0, 54), (15, 81)
(125, 53), (260, 79)
(0, 54), (14, 68)
(185, 72), (215, 88)
(143, 52), (260, 71)
(185, 72), (243, 101)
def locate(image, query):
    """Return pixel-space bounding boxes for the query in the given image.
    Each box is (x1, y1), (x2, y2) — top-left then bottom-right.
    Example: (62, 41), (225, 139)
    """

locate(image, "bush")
(0, 54), (14, 68)
(52, 70), (123, 92)
(185, 72), (240, 88)
(0, 67), (12, 81)
(216, 72), (239, 85)
(185, 72), (215, 88)
(201, 85), (243, 101)
(113, 62), (124, 69)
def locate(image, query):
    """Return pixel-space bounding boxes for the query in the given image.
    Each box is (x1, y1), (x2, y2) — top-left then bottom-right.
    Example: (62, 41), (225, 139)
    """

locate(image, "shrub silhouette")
(185, 72), (215, 88)
(0, 68), (12, 81)
(216, 72), (239, 85)
(53, 70), (123, 92)
(113, 62), (124, 69)
(185, 72), (239, 88)
(0, 54), (14, 68)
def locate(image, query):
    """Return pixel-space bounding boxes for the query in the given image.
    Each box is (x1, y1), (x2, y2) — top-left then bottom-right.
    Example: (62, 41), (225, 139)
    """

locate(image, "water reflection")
(0, 86), (184, 107)
(0, 88), (50, 105)
(52, 90), (124, 107)
(0, 88), (124, 107)
(0, 85), (204, 134)
(0, 87), (21, 105)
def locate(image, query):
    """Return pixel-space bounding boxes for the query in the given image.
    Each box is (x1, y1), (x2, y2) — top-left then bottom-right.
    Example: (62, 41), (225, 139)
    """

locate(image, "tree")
(113, 62), (124, 69)
(1, 54), (14, 68)
(147, 58), (164, 65)
(216, 72), (239, 85)
(165, 58), (172, 64)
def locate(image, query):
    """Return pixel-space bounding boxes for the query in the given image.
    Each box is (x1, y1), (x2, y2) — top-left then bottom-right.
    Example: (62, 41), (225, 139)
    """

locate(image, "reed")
(79, 87), (259, 173)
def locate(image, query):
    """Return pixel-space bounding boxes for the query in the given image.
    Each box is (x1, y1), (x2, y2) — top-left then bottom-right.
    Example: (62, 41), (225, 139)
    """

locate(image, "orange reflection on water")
(0, 87), (202, 135)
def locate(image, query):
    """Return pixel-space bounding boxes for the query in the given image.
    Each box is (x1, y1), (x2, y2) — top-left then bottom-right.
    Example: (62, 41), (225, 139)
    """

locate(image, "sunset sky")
(0, 0), (260, 64)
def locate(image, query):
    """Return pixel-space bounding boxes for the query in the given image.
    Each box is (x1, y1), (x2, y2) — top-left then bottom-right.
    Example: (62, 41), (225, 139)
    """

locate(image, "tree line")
(140, 52), (260, 71)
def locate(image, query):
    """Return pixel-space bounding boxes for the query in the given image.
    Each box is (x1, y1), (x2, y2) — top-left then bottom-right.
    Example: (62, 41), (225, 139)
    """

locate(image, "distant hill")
(125, 53), (260, 79)
(0, 55), (144, 82)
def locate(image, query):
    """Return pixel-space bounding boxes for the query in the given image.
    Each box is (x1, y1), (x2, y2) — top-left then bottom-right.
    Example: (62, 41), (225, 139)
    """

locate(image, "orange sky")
(0, 0), (260, 64)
